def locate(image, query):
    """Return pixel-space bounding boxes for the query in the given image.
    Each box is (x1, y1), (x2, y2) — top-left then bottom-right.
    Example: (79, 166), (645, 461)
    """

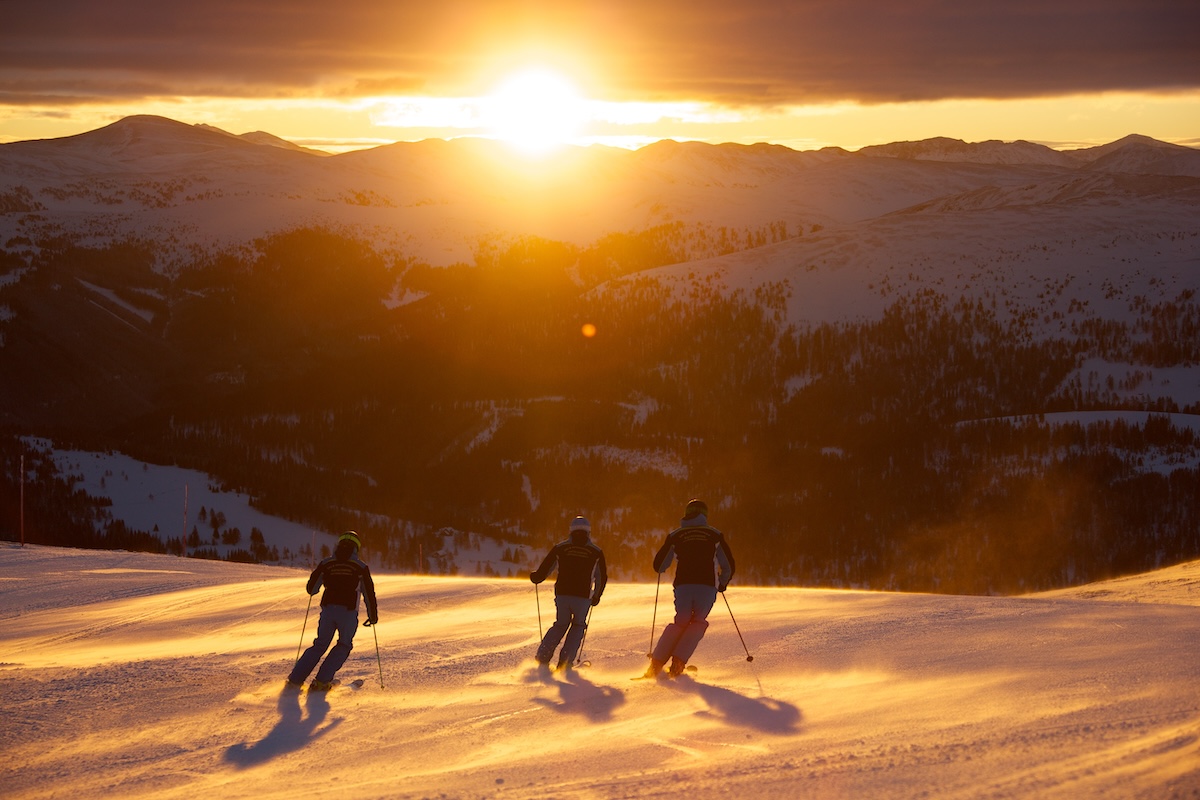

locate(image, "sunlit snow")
(3, 543), (1198, 799)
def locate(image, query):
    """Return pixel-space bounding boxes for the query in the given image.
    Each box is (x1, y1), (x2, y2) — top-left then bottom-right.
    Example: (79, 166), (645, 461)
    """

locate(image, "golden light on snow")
(5, 546), (1200, 799)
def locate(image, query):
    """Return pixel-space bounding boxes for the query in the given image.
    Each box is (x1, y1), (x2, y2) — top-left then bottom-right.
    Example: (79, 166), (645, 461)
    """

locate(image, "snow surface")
(2, 543), (1198, 800)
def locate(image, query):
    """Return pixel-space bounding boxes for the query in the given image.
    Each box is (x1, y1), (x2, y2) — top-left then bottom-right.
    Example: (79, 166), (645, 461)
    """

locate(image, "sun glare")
(483, 68), (587, 155)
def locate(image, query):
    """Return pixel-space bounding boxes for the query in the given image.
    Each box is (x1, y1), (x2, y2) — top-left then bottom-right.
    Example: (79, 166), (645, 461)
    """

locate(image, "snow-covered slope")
(3, 543), (1197, 800)
(22, 436), (534, 578)
(638, 168), (1200, 331)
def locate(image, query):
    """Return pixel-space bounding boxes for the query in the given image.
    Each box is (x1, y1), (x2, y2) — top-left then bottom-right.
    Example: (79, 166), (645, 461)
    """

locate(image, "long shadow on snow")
(664, 675), (802, 734)
(224, 687), (343, 768)
(526, 666), (626, 722)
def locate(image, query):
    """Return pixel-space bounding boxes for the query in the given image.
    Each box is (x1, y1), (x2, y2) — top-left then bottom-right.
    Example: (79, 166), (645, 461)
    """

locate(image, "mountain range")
(3, 115), (1197, 270)
(1, 116), (1199, 594)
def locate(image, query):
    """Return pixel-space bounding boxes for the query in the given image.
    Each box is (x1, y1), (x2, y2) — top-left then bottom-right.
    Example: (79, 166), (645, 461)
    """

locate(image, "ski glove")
(530, 574), (544, 584)
(717, 582), (728, 593)
(365, 615), (378, 626)
(590, 594), (601, 606)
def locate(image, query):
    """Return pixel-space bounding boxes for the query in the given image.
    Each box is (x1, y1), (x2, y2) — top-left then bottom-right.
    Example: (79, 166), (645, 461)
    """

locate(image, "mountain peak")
(6, 114), (330, 174)
(55, 115), (256, 161)
(1073, 134), (1200, 176)
(1070, 133), (1193, 157)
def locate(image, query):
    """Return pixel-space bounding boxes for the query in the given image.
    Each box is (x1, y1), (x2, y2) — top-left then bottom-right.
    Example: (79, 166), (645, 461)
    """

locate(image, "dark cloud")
(1, 0), (1196, 106)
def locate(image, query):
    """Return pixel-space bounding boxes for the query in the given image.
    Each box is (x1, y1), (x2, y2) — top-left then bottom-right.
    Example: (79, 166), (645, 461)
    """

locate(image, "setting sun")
(483, 68), (587, 155)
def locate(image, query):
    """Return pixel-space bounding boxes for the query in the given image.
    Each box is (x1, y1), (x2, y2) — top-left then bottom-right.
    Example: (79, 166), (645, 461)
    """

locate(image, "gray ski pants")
(537, 594), (591, 665)
(652, 584), (717, 664)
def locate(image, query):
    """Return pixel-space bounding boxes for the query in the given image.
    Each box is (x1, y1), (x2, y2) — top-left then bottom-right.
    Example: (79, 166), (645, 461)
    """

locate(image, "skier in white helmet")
(530, 515), (608, 671)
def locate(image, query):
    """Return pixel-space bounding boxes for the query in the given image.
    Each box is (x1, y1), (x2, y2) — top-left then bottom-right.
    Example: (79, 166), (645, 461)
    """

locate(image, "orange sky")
(1, 1), (1197, 153)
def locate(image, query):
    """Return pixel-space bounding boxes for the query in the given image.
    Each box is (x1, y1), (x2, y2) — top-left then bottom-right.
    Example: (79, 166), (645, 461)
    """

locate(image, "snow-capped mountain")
(2, 117), (1199, 594)
(3, 115), (1195, 271)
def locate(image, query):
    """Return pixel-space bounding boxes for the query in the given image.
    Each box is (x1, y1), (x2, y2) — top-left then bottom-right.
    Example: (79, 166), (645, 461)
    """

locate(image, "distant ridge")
(208, 125), (332, 157)
(8, 115), (318, 173)
(858, 136), (1077, 167)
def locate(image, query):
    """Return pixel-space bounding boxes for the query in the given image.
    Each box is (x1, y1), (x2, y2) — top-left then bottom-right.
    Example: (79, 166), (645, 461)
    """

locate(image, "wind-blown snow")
(2, 543), (1197, 799)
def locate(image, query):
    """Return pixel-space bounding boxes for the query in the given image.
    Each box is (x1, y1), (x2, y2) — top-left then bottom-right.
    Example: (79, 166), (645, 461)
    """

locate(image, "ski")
(630, 665), (698, 681)
(306, 678), (366, 693)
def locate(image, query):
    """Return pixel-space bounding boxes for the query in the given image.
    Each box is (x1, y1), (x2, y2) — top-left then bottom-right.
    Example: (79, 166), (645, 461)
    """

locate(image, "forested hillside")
(3, 222), (1198, 594)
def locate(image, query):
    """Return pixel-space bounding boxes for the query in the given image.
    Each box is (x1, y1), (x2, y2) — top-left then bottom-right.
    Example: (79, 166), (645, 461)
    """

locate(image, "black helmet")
(684, 499), (707, 519)
(337, 531), (361, 550)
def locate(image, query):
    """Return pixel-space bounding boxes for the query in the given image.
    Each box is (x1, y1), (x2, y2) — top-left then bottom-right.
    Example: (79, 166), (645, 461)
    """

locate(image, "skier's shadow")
(666, 676), (802, 734)
(526, 666), (625, 722)
(224, 687), (343, 768)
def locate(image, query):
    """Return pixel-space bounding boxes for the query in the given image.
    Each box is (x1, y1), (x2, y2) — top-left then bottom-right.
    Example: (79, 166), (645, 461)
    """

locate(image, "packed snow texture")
(2, 543), (1198, 799)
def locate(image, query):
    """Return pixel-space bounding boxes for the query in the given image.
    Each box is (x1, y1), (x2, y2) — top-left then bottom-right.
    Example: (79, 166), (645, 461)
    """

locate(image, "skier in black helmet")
(644, 499), (735, 678)
(530, 515), (608, 671)
(287, 531), (379, 691)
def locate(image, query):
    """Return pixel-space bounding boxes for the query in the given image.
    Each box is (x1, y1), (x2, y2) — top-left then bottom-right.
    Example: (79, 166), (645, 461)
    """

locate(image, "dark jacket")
(653, 520), (735, 589)
(308, 550), (378, 620)
(531, 531), (608, 602)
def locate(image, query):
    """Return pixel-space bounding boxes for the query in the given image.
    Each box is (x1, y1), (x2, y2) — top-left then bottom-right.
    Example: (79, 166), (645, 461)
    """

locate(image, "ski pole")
(535, 582), (543, 639)
(721, 591), (754, 662)
(647, 571), (662, 659)
(576, 606), (593, 666)
(295, 593), (313, 664)
(365, 620), (384, 688)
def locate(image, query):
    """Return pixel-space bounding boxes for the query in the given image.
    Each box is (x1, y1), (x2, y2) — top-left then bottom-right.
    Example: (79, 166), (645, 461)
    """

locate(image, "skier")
(644, 498), (735, 678)
(530, 515), (607, 671)
(287, 531), (379, 691)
